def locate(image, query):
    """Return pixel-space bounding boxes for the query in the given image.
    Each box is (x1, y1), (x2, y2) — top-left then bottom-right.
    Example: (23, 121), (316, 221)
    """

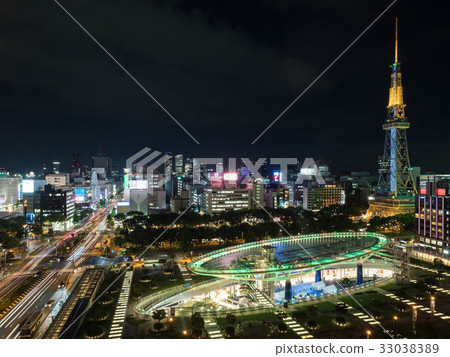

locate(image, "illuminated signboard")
(117, 201), (130, 207)
(273, 171), (280, 182)
(223, 172), (238, 181)
(437, 188), (446, 196)
(22, 180), (35, 193)
(129, 180), (148, 189)
(300, 168), (315, 175)
(420, 188), (427, 195)
(74, 188), (86, 203)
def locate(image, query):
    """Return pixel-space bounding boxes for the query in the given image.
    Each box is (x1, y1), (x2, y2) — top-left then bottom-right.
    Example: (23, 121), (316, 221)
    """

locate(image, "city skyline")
(1, 2), (450, 343)
(1, 1), (449, 173)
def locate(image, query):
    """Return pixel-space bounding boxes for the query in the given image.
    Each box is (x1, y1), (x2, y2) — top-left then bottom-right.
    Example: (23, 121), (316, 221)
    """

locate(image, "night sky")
(1, 0), (449, 174)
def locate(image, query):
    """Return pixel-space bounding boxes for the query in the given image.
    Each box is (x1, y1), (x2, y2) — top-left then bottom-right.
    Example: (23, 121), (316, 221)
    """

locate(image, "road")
(0, 205), (113, 339)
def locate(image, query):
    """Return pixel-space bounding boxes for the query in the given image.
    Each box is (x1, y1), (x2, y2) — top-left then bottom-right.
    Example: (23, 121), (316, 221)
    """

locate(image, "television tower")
(368, 19), (417, 217)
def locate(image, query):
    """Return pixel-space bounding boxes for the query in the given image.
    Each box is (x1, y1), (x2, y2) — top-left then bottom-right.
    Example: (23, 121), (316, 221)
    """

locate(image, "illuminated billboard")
(420, 188), (427, 195)
(74, 188), (86, 203)
(437, 188), (446, 196)
(223, 172), (238, 181)
(273, 171), (280, 182)
(22, 180), (35, 193)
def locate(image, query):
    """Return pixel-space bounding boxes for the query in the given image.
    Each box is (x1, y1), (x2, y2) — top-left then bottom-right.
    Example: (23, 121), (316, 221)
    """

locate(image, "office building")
(46, 174), (70, 187)
(92, 155), (112, 178)
(0, 175), (20, 211)
(415, 179), (450, 255)
(175, 154), (184, 175)
(303, 184), (345, 211)
(201, 188), (251, 214)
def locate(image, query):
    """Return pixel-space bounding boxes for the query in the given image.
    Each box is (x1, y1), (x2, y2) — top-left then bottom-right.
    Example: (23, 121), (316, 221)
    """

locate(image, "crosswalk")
(109, 270), (133, 339)
(347, 305), (380, 326)
(204, 318), (224, 339)
(282, 316), (313, 338)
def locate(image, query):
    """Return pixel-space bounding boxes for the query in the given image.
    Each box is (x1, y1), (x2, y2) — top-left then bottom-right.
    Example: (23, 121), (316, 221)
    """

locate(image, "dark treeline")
(114, 205), (374, 252)
(0, 217), (26, 249)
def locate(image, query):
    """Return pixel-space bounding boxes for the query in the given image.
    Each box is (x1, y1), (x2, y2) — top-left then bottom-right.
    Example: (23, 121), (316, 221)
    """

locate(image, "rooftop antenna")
(394, 18), (398, 63)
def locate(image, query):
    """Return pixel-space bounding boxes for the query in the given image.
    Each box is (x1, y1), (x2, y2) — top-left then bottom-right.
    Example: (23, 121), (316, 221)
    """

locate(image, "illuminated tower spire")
(376, 19), (416, 199)
(395, 17), (398, 64)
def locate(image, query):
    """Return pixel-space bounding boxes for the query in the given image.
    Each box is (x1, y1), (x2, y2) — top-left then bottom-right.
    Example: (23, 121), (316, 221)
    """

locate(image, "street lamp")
(412, 305), (417, 336)
(393, 315), (398, 337)
(430, 296), (435, 322)
(366, 330), (371, 339)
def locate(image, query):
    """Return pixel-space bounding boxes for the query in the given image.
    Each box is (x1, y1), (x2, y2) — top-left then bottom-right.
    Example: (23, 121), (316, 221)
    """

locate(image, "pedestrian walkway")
(178, 264), (192, 282)
(346, 305), (380, 326)
(383, 290), (450, 322)
(109, 270), (133, 338)
(421, 276), (450, 297)
(409, 263), (450, 277)
(204, 317), (224, 339)
(282, 315), (313, 339)
(248, 285), (275, 309)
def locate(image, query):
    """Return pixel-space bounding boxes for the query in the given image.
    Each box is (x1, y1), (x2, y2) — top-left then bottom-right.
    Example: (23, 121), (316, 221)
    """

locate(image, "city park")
(120, 231), (450, 339)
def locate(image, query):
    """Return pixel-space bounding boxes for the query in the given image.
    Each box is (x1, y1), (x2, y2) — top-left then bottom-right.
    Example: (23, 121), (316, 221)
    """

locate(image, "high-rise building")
(252, 178), (265, 208)
(184, 158), (193, 178)
(52, 161), (61, 174)
(0, 175), (20, 211)
(172, 175), (184, 198)
(201, 188), (251, 214)
(303, 184), (345, 211)
(174, 154), (184, 175)
(46, 174), (70, 187)
(72, 151), (83, 174)
(36, 185), (75, 229)
(92, 156), (112, 178)
(148, 173), (166, 211)
(368, 19), (417, 217)
(415, 178), (450, 255)
(265, 183), (290, 209)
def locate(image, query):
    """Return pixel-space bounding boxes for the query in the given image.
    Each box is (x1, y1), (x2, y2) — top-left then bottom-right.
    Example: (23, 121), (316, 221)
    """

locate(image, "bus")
(19, 311), (43, 339)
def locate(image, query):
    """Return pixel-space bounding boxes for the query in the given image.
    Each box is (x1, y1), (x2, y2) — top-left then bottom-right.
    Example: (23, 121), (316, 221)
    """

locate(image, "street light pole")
(412, 305), (417, 336)
(366, 330), (371, 339)
(430, 296), (435, 322)
(393, 315), (398, 338)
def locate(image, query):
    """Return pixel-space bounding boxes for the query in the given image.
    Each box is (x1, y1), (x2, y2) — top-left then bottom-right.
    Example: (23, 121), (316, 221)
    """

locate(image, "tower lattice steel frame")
(376, 19), (417, 199)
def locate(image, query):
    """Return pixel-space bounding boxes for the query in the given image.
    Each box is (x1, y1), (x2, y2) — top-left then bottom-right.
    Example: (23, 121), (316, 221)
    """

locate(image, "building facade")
(415, 180), (450, 255)
(201, 188), (251, 215)
(303, 184), (345, 211)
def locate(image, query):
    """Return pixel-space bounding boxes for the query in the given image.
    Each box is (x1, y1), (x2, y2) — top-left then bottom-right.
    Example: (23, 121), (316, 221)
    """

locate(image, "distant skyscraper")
(175, 154), (183, 174)
(52, 161), (61, 174)
(368, 19), (417, 217)
(184, 158), (193, 178)
(92, 155), (112, 177)
(164, 154), (173, 196)
(72, 151), (83, 175)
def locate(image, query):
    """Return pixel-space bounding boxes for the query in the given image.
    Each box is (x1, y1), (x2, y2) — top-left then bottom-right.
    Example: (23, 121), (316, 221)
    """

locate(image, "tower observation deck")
(368, 19), (417, 218)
